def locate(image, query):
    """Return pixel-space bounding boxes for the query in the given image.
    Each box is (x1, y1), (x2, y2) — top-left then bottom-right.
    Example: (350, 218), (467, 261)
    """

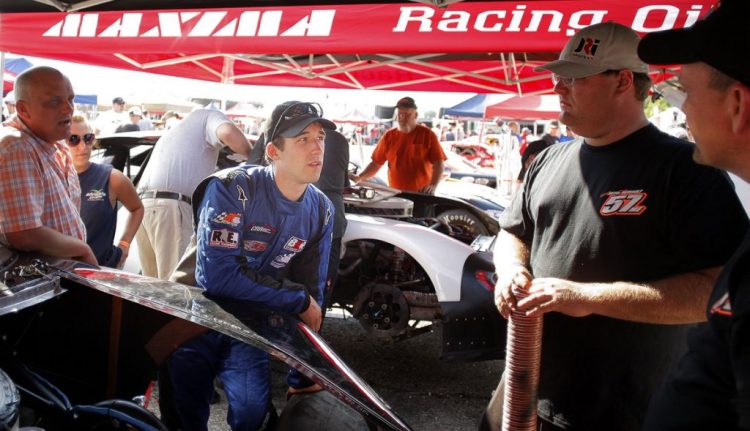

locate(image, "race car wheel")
(353, 283), (410, 338)
(437, 209), (489, 243)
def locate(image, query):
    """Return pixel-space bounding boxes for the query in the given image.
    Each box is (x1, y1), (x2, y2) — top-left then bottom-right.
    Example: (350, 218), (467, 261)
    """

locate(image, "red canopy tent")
(484, 95), (561, 120)
(0, 1), (714, 94)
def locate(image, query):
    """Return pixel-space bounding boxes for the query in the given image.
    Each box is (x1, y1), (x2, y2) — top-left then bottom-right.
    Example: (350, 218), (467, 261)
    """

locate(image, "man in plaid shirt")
(0, 66), (96, 265)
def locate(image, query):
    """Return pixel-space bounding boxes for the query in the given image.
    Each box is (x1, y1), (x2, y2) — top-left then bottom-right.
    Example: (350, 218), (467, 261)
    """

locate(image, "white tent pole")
(1, 51), (6, 94)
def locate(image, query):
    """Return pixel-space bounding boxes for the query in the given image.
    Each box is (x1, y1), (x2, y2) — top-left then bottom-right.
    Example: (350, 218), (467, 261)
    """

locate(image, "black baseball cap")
(112, 97), (125, 105)
(266, 101), (336, 141)
(395, 97), (417, 110)
(638, 0), (750, 88)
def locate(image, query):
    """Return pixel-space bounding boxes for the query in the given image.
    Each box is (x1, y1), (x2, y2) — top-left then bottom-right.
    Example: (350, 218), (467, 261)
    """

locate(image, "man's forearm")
(578, 266), (720, 324)
(493, 229), (530, 270)
(5, 226), (91, 259)
(354, 161), (382, 181)
(430, 159), (444, 186)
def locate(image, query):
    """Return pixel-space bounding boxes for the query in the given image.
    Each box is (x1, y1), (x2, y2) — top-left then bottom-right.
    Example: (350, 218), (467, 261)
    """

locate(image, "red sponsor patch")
(599, 190), (648, 216)
(284, 236), (307, 252)
(244, 240), (268, 252)
(212, 212), (241, 227)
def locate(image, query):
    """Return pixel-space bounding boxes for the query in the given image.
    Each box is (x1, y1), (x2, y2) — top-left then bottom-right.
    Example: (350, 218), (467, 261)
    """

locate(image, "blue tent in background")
(5, 57), (33, 75)
(442, 94), (490, 118)
(74, 94), (98, 105)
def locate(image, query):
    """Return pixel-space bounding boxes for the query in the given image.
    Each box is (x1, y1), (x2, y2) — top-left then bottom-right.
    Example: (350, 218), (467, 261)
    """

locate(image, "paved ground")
(152, 313), (504, 430)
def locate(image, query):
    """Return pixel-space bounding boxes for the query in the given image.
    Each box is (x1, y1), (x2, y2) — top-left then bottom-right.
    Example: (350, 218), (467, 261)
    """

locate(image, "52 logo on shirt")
(599, 190), (648, 216)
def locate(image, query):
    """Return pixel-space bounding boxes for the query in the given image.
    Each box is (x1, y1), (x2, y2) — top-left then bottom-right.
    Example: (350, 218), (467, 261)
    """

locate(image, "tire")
(437, 209), (489, 242)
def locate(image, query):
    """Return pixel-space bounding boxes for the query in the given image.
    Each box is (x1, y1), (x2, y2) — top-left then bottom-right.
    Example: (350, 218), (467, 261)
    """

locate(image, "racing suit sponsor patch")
(248, 224), (276, 235)
(270, 252), (296, 269)
(284, 236), (307, 252)
(244, 240), (268, 252)
(211, 211), (241, 227)
(209, 229), (239, 249)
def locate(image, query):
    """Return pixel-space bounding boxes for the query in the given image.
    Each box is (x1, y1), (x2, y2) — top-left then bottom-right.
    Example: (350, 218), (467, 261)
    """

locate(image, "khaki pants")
(136, 198), (193, 280)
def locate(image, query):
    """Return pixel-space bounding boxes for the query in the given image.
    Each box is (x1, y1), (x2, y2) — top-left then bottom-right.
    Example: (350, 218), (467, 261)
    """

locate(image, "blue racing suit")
(169, 165), (333, 431)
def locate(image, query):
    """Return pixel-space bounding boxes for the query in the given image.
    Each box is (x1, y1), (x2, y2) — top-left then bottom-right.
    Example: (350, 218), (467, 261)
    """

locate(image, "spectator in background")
(456, 122), (466, 141)
(69, 115), (143, 268)
(108, 112), (141, 171)
(541, 119), (561, 146)
(2, 93), (16, 121)
(516, 139), (549, 183)
(352, 96), (446, 194)
(445, 125), (456, 142)
(94, 96), (128, 135)
(136, 108), (154, 131)
(518, 127), (532, 156)
(126, 107), (151, 132)
(559, 125), (577, 143)
(0, 66), (96, 265)
(162, 111), (183, 130)
(508, 121), (521, 144)
(136, 109), (252, 279)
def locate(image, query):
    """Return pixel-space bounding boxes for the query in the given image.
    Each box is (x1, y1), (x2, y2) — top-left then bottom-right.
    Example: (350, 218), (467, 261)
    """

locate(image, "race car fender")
(343, 214), (474, 302)
(440, 251), (506, 361)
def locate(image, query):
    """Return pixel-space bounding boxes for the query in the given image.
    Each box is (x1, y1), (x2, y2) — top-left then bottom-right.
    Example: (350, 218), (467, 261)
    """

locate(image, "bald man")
(0, 66), (96, 264)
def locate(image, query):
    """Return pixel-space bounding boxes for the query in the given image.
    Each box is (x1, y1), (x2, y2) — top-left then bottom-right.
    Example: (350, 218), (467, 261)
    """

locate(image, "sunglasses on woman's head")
(67, 133), (95, 146)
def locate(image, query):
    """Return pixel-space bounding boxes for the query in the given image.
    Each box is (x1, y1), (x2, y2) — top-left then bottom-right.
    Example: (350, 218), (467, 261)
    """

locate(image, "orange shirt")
(371, 125), (446, 192)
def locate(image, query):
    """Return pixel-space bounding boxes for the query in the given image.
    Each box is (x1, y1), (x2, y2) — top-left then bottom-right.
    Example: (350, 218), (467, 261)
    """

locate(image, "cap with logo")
(638, 0), (750, 88)
(112, 97), (125, 105)
(266, 101), (336, 142)
(395, 97), (417, 110)
(536, 21), (650, 79)
(128, 107), (143, 117)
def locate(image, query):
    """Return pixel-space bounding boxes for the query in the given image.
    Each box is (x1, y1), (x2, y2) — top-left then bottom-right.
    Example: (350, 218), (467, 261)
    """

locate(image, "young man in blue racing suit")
(168, 101), (336, 430)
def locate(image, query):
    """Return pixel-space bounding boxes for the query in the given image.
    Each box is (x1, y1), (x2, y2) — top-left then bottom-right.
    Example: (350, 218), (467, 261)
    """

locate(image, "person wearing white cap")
(483, 21), (748, 431)
(638, 1), (750, 429)
(3, 93), (16, 120)
(128, 106), (153, 131)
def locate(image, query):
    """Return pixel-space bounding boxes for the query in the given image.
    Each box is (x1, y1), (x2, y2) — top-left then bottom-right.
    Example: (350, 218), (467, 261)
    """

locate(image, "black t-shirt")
(644, 230), (750, 431)
(500, 124), (749, 430)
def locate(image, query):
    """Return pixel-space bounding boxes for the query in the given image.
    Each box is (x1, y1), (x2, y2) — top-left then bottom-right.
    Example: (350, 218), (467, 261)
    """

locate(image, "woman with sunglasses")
(69, 114), (143, 268)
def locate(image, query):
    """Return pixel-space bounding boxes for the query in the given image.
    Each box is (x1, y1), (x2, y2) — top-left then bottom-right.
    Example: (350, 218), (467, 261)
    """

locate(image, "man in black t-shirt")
(638, 1), (750, 429)
(482, 21), (749, 431)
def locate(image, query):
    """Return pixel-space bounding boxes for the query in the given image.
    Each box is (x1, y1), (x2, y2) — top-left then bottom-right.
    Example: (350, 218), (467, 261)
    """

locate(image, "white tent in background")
(225, 102), (265, 119)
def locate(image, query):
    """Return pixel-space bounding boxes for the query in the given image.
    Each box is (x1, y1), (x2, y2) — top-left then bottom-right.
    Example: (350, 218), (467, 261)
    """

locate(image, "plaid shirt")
(0, 116), (86, 241)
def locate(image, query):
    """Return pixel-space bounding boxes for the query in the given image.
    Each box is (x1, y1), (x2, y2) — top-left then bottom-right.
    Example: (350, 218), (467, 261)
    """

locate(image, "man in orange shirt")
(352, 97), (446, 194)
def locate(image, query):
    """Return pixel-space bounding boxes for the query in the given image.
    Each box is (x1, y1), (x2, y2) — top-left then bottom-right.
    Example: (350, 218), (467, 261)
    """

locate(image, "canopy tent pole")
(220, 56), (235, 112)
(1, 51), (6, 94)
